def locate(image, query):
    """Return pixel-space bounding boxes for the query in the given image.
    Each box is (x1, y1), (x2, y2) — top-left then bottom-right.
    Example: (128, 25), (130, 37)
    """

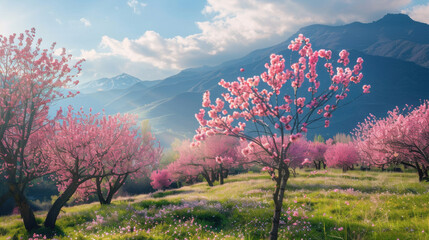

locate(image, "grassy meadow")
(0, 169), (428, 240)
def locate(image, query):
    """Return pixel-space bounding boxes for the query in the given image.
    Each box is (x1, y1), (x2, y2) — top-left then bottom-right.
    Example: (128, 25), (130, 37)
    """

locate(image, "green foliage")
(313, 134), (325, 143)
(158, 138), (181, 168)
(151, 190), (185, 198)
(333, 133), (352, 143)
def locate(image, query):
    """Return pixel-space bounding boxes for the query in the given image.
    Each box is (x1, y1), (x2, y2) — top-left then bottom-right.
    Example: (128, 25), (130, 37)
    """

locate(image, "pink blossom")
(363, 84), (371, 93)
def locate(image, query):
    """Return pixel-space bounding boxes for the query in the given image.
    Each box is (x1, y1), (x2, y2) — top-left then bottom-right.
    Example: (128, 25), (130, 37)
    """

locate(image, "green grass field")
(1, 169), (428, 239)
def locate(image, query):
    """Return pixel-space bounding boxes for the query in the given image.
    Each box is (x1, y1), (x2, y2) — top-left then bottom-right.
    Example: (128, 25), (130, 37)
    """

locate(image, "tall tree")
(193, 34), (367, 239)
(0, 29), (83, 231)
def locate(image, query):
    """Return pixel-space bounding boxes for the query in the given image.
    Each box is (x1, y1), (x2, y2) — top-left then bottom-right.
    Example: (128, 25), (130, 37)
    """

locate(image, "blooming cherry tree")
(93, 115), (161, 205)
(354, 101), (429, 181)
(0, 29), (83, 231)
(43, 107), (160, 228)
(307, 141), (328, 169)
(324, 142), (359, 172)
(193, 34), (367, 239)
(169, 135), (244, 186)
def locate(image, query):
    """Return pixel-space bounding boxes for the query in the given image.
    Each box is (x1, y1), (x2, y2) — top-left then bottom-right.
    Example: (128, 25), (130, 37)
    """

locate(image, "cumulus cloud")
(402, 3), (429, 24)
(80, 17), (91, 27)
(82, 0), (411, 77)
(127, 0), (147, 14)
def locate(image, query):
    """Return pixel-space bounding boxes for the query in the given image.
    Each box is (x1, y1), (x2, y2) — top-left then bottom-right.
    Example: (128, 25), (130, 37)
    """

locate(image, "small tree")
(307, 141), (328, 169)
(43, 107), (160, 228)
(324, 142), (359, 172)
(193, 34), (367, 239)
(170, 135), (243, 186)
(241, 136), (309, 177)
(0, 29), (83, 231)
(94, 118), (161, 205)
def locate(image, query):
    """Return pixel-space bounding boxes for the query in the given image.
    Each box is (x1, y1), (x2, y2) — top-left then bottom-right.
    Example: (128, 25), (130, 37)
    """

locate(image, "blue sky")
(1, 0), (428, 83)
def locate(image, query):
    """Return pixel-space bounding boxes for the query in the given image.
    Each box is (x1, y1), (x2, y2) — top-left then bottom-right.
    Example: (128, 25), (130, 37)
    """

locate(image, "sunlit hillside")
(1, 170), (428, 240)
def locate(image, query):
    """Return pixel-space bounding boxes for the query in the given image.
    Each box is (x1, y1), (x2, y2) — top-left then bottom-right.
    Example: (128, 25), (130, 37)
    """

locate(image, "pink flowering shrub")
(150, 169), (172, 190)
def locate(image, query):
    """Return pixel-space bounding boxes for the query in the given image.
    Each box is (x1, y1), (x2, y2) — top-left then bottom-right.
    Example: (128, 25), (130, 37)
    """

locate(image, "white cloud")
(80, 49), (113, 61)
(402, 3), (429, 24)
(127, 0), (147, 14)
(78, 53), (178, 83)
(55, 18), (62, 25)
(80, 17), (91, 27)
(82, 0), (412, 77)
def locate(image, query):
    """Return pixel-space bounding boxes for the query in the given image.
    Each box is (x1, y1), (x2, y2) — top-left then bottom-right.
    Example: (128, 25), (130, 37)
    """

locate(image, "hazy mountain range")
(53, 13), (429, 146)
(76, 73), (161, 93)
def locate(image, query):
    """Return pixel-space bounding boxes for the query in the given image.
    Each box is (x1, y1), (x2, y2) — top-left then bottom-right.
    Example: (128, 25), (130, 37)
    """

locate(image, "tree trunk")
(219, 164), (224, 185)
(417, 166), (426, 182)
(95, 174), (128, 205)
(269, 168), (289, 240)
(202, 170), (214, 187)
(414, 161), (425, 182)
(44, 181), (79, 228)
(105, 175), (128, 204)
(223, 169), (229, 178)
(95, 178), (108, 205)
(211, 169), (218, 182)
(314, 161), (321, 170)
(9, 184), (39, 232)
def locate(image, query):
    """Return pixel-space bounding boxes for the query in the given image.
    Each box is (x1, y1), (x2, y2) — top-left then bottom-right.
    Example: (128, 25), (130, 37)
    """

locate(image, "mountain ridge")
(54, 13), (429, 145)
(77, 73), (162, 94)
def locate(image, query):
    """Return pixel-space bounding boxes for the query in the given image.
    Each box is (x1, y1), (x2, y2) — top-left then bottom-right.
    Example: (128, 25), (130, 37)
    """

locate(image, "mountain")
(77, 73), (160, 94)
(294, 13), (429, 68)
(55, 13), (429, 145)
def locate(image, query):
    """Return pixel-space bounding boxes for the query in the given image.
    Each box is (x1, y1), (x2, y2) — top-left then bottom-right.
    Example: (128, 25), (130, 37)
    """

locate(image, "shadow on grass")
(173, 207), (229, 230)
(300, 173), (377, 181)
(134, 199), (182, 209)
(151, 189), (191, 198)
(3, 223), (66, 240)
(223, 174), (271, 183)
